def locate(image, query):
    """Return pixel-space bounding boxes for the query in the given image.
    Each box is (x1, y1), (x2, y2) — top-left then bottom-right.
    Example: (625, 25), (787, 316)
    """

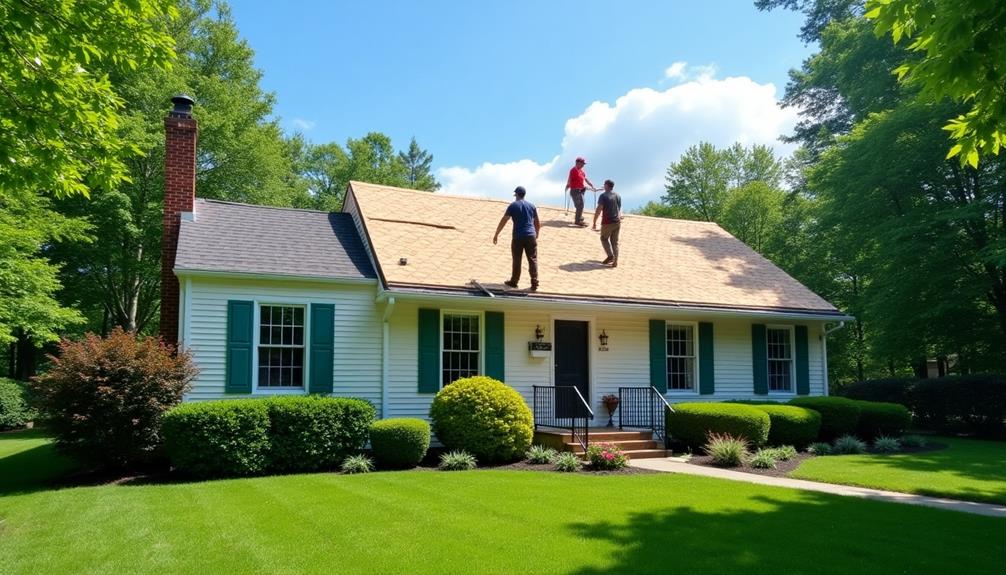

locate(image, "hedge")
(369, 418), (431, 469)
(429, 376), (533, 462)
(162, 400), (271, 477)
(162, 396), (374, 477)
(854, 400), (911, 439)
(788, 396), (861, 441)
(0, 378), (35, 431)
(266, 396), (375, 472)
(754, 404), (821, 447)
(665, 403), (770, 449)
(839, 378), (915, 405)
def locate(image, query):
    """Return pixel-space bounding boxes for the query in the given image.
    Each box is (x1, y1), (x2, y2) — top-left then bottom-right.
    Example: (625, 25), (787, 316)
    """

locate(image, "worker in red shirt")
(565, 156), (596, 226)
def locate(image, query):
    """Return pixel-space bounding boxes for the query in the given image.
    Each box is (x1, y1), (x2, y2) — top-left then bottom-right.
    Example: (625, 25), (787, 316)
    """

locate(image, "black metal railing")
(618, 386), (673, 444)
(532, 385), (594, 451)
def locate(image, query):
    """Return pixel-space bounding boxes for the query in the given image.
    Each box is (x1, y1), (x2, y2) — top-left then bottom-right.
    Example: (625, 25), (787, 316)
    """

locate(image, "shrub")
(854, 400), (911, 439)
(703, 432), (749, 467)
(788, 396), (862, 441)
(751, 404), (821, 447)
(808, 442), (833, 455)
(526, 445), (558, 464)
(0, 378), (35, 431)
(665, 403), (770, 449)
(838, 378), (914, 405)
(901, 434), (929, 448)
(266, 396), (374, 472)
(873, 436), (901, 453)
(767, 445), (798, 461)
(439, 450), (477, 471)
(369, 418), (430, 469)
(429, 376), (533, 462)
(553, 451), (582, 472)
(833, 434), (868, 455)
(909, 375), (1006, 437)
(341, 454), (374, 474)
(162, 400), (271, 477)
(31, 328), (197, 468)
(749, 450), (777, 469)
(585, 442), (628, 471)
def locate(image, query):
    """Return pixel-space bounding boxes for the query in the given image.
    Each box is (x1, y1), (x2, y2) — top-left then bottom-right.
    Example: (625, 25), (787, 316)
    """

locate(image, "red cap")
(575, 156), (586, 164)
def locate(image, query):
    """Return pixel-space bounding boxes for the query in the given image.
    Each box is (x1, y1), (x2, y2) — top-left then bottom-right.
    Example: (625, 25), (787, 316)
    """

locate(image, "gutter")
(821, 321), (847, 396)
(381, 296), (396, 419)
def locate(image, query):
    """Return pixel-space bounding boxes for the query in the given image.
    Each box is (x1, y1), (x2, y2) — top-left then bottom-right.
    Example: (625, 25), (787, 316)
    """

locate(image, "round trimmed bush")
(665, 403), (770, 449)
(788, 397), (861, 441)
(162, 400), (271, 477)
(854, 400), (911, 439)
(0, 378), (35, 431)
(265, 396), (375, 472)
(752, 404), (821, 447)
(370, 418), (431, 469)
(429, 376), (533, 462)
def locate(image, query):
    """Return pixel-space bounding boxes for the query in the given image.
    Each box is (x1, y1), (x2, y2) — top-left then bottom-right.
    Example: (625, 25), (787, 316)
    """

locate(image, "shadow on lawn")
(563, 493), (1003, 574)
(0, 440), (78, 496)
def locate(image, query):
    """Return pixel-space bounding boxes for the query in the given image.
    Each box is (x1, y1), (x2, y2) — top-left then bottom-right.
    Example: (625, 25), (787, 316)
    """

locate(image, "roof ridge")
(197, 198), (337, 215)
(349, 181), (514, 206)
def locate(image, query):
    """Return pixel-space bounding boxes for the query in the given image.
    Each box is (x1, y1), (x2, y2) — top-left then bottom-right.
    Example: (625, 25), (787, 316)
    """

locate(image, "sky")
(228, 0), (814, 209)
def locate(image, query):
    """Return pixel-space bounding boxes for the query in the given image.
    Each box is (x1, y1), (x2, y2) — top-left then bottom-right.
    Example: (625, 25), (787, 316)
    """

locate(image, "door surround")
(549, 314), (596, 408)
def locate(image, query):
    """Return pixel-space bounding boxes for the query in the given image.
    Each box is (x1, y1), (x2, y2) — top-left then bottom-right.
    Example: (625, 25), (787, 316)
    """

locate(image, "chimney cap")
(169, 94), (195, 118)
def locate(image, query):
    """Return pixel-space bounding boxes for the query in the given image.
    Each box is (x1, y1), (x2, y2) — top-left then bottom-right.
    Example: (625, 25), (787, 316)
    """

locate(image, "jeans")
(600, 222), (621, 261)
(510, 236), (538, 286)
(570, 189), (585, 223)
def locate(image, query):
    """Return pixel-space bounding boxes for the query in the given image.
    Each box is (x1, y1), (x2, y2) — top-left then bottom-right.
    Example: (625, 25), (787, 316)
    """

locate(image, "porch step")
(540, 430), (653, 443)
(564, 439), (660, 453)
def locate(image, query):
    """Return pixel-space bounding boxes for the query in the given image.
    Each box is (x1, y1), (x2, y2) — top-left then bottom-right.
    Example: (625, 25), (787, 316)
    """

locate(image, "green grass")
(791, 436), (1006, 505)
(0, 431), (1003, 574)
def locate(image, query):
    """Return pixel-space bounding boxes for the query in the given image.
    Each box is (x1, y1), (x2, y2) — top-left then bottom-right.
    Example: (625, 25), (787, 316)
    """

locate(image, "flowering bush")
(585, 442), (628, 470)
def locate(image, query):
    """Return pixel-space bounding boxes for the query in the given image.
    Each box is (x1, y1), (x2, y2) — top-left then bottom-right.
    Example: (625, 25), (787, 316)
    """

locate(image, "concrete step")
(564, 439), (659, 453)
(577, 448), (669, 461)
(540, 430), (654, 443)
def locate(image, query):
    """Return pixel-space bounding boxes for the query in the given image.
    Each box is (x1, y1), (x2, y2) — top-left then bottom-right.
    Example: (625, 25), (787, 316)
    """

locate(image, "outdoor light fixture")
(598, 330), (609, 347)
(535, 324), (544, 342)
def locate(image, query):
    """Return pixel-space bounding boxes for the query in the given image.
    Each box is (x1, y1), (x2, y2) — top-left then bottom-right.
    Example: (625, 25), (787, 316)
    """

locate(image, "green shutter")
(418, 308), (440, 393)
(795, 325), (810, 395)
(698, 322), (714, 395)
(309, 303), (335, 394)
(484, 311), (505, 382)
(649, 320), (667, 393)
(752, 324), (768, 395)
(225, 300), (253, 394)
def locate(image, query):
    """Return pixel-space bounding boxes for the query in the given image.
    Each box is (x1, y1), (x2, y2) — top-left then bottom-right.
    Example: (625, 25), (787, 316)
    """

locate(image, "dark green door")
(554, 320), (590, 418)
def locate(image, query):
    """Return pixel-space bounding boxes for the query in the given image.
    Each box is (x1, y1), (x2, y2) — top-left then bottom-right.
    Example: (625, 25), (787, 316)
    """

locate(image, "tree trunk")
(912, 357), (928, 379)
(13, 331), (36, 381)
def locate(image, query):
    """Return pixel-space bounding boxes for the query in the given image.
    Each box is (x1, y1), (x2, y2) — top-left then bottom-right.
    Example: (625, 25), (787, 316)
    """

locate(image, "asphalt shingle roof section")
(175, 199), (376, 281)
(348, 181), (843, 314)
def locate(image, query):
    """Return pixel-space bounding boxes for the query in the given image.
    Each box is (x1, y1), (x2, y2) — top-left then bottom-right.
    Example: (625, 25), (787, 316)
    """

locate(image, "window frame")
(665, 321), (700, 396)
(252, 301), (311, 395)
(439, 309), (484, 388)
(766, 324), (796, 395)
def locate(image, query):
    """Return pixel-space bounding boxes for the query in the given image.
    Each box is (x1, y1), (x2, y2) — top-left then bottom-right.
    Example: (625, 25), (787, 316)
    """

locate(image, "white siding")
(181, 276), (384, 414)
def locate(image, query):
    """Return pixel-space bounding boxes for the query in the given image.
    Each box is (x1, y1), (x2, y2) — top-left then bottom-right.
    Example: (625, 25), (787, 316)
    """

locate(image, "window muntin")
(767, 327), (793, 392)
(666, 323), (696, 391)
(258, 305), (305, 388)
(442, 313), (480, 387)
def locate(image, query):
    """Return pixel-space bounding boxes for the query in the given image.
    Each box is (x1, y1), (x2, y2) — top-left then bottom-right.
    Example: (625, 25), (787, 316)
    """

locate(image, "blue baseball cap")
(513, 186), (526, 196)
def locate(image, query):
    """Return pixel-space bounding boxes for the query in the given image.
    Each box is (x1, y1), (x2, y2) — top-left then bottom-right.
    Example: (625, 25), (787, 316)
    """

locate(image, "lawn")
(790, 436), (1006, 505)
(0, 431), (1003, 575)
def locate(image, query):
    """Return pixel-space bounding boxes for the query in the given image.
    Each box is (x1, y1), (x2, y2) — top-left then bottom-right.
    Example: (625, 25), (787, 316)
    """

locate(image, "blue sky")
(228, 0), (814, 207)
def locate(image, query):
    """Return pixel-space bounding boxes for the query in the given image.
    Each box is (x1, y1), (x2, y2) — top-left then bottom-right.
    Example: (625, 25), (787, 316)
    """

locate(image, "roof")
(348, 181), (843, 315)
(175, 199), (376, 281)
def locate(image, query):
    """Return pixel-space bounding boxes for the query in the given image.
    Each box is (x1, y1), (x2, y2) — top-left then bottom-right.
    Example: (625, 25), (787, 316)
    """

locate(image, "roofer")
(565, 156), (596, 227)
(592, 179), (622, 267)
(493, 186), (541, 291)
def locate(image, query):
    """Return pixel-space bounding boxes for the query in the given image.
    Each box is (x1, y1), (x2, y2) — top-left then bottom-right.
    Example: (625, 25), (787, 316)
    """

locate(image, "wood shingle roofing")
(348, 181), (844, 315)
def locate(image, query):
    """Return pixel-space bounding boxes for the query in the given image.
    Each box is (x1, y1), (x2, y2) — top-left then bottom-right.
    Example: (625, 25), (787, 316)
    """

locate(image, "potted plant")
(601, 394), (620, 427)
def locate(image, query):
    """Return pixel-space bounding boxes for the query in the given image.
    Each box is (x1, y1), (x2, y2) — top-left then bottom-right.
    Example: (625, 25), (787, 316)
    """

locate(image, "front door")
(554, 320), (590, 418)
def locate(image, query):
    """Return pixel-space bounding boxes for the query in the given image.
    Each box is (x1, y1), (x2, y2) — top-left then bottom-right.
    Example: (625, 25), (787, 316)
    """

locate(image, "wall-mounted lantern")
(535, 324), (544, 342)
(598, 329), (609, 351)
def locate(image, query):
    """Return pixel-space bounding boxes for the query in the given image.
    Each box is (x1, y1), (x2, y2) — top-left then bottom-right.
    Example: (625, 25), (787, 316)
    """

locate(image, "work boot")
(504, 280), (518, 288)
(602, 256), (613, 265)
(530, 283), (539, 292)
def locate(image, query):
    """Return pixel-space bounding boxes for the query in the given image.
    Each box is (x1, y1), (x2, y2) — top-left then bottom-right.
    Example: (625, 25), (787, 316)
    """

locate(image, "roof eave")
(174, 268), (378, 285)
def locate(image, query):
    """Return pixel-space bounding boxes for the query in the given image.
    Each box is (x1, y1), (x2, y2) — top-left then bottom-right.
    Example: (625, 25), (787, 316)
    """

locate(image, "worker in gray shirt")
(591, 179), (622, 267)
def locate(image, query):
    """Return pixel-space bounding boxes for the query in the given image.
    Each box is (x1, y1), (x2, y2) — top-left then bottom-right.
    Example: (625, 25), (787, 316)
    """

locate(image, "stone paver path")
(630, 458), (1006, 518)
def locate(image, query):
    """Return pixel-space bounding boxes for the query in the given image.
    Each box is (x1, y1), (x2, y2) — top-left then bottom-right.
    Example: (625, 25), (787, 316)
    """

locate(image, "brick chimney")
(160, 95), (197, 346)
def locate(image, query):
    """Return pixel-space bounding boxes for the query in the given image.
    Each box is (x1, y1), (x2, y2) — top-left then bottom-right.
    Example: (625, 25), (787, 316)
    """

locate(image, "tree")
(865, 0), (1006, 167)
(662, 142), (732, 221)
(0, 0), (177, 199)
(755, 0), (863, 42)
(399, 137), (440, 191)
(720, 182), (786, 253)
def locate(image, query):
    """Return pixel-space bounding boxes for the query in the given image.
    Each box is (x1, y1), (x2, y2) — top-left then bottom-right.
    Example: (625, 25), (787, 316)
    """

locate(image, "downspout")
(381, 297), (396, 419)
(821, 321), (846, 396)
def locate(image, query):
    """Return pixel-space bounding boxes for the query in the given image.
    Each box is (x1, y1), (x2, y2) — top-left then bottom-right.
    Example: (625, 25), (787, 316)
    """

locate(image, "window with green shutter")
(795, 325), (810, 395)
(698, 322), (714, 395)
(484, 311), (505, 382)
(752, 323), (768, 395)
(308, 303), (335, 394)
(225, 300), (254, 394)
(417, 308), (440, 393)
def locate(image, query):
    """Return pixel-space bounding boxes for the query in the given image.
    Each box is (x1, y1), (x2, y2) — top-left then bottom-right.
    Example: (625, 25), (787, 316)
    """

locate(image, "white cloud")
(437, 66), (799, 210)
(291, 117), (316, 131)
(664, 61), (687, 80)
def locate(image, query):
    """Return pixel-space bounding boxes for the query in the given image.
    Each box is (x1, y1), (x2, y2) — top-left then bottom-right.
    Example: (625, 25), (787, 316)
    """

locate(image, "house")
(160, 96), (852, 445)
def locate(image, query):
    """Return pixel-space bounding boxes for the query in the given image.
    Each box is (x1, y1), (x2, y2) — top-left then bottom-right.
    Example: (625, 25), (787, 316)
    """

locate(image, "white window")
(442, 312), (480, 387)
(258, 305), (305, 388)
(666, 323), (696, 392)
(767, 326), (794, 392)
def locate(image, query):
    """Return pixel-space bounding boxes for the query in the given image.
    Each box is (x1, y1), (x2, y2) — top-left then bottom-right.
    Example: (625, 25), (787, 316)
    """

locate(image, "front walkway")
(630, 458), (1006, 518)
